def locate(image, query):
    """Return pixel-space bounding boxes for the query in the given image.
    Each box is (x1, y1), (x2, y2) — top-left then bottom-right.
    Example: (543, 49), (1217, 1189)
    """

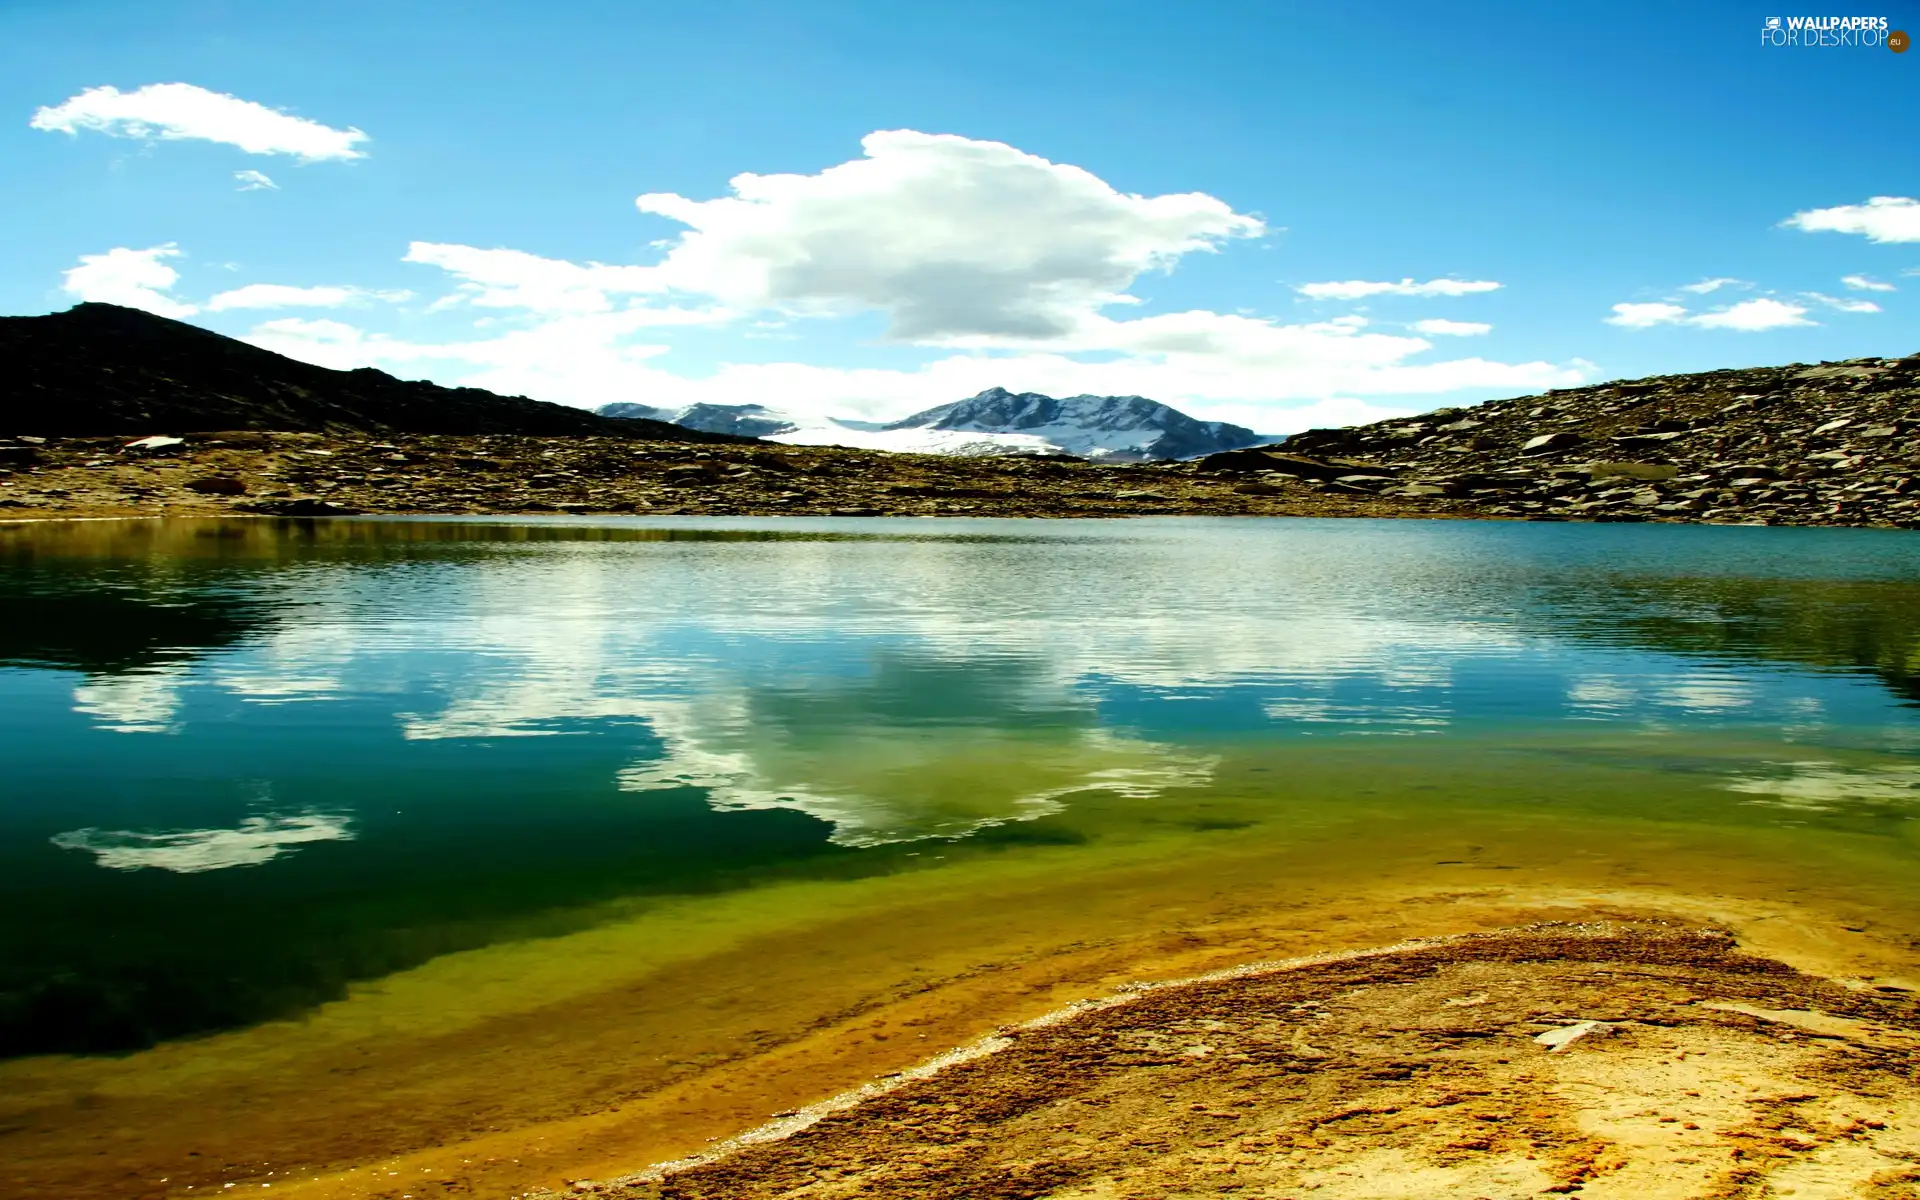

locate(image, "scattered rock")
(235, 498), (363, 516)
(1534, 1020), (1612, 1052)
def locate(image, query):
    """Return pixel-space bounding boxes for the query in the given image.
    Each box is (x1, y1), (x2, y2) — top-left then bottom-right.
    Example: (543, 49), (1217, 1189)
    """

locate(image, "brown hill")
(0, 303), (744, 442)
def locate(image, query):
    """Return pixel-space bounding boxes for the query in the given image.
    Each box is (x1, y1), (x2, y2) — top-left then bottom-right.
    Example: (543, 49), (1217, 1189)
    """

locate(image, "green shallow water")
(2, 515), (1919, 1058)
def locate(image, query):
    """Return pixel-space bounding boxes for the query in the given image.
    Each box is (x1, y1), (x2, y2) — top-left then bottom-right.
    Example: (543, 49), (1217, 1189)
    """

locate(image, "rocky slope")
(0, 303), (739, 442)
(1223, 352), (1920, 526)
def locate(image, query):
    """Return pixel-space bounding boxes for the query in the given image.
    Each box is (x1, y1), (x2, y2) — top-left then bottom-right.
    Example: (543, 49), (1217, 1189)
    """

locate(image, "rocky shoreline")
(1, 353), (1914, 527)
(583, 922), (1920, 1200)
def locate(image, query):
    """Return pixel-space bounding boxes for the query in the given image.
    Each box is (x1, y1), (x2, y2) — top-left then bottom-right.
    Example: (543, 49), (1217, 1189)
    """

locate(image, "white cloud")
(258, 132), (1584, 427)
(1605, 301), (1688, 328)
(631, 129), (1265, 341)
(1295, 278), (1501, 301)
(61, 244), (197, 318)
(30, 82), (367, 161)
(1841, 274), (1895, 292)
(234, 169), (278, 191)
(72, 665), (191, 732)
(1784, 196), (1920, 244)
(1606, 297), (1816, 332)
(1802, 292), (1881, 314)
(50, 812), (354, 872)
(405, 242), (671, 314)
(1690, 298), (1814, 331)
(1410, 318), (1491, 336)
(205, 283), (411, 312)
(248, 310), (1584, 432)
(1679, 277), (1748, 294)
(242, 317), (389, 370)
(617, 699), (1215, 847)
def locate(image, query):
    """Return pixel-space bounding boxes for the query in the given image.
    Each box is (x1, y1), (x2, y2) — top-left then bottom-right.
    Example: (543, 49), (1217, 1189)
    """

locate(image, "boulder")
(182, 476), (248, 495)
(1197, 448), (1361, 480)
(1521, 432), (1586, 455)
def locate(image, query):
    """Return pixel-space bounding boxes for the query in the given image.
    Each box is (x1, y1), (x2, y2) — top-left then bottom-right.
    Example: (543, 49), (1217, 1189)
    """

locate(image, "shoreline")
(190, 871), (1920, 1200)
(583, 920), (1920, 1200)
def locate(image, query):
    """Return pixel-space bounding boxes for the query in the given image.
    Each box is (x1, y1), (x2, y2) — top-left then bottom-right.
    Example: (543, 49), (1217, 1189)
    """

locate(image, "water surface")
(3, 515), (1919, 1193)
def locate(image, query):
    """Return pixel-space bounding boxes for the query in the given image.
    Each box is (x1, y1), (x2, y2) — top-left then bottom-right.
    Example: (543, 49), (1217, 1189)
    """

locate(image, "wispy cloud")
(1802, 291), (1881, 314)
(1604, 302), (1689, 328)
(1606, 297), (1816, 331)
(1409, 318), (1491, 336)
(206, 283), (411, 312)
(31, 82), (367, 161)
(50, 812), (355, 873)
(1296, 278), (1501, 300)
(1678, 277), (1748, 294)
(234, 168), (278, 191)
(1840, 273), (1895, 292)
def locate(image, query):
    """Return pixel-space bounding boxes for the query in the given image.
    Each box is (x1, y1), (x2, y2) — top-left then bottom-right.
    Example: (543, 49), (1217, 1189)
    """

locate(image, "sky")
(3, 0), (1916, 433)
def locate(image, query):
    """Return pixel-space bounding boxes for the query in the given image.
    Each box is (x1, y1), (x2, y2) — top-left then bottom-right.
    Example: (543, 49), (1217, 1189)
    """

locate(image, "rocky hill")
(0, 303), (743, 443)
(1203, 352), (1920, 526)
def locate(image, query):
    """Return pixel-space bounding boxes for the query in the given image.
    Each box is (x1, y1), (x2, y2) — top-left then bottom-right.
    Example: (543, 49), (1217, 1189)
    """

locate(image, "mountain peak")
(881, 388), (1261, 461)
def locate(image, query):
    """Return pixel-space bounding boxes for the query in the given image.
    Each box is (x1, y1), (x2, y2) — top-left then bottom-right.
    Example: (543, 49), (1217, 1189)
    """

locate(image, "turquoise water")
(2, 515), (1918, 1057)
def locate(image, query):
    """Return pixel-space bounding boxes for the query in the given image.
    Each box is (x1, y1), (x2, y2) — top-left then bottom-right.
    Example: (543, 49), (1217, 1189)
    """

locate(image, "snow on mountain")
(597, 388), (1267, 461)
(599, 402), (803, 439)
(882, 388), (1262, 461)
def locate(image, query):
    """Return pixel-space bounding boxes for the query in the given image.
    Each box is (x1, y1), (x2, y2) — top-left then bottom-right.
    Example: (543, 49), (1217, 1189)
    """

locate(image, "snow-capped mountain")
(597, 388), (1266, 461)
(598, 402), (808, 439)
(883, 388), (1261, 461)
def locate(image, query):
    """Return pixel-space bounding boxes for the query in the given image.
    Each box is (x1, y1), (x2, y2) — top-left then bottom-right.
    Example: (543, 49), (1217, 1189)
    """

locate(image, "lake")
(3, 515), (1919, 1198)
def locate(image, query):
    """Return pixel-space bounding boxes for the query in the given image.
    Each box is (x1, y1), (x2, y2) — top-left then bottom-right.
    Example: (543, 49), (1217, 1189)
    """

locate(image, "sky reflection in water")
(1, 515), (1917, 1053)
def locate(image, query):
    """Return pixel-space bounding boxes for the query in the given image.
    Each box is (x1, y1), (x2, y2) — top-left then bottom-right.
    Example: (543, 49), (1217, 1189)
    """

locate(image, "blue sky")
(4, 0), (1915, 431)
